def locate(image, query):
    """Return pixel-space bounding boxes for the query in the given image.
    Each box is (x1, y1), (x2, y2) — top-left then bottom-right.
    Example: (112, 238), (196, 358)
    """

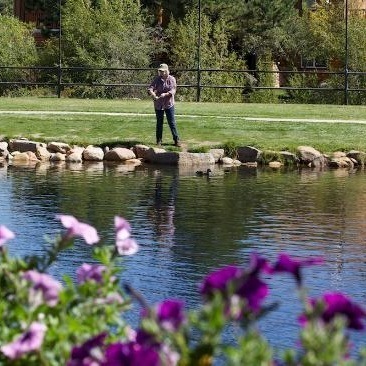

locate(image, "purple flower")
(1, 322), (47, 360)
(0, 225), (15, 247)
(200, 265), (243, 297)
(135, 329), (160, 348)
(67, 333), (107, 366)
(271, 253), (323, 285)
(23, 270), (62, 307)
(103, 342), (159, 366)
(57, 214), (100, 245)
(301, 292), (366, 330)
(155, 299), (185, 332)
(200, 254), (270, 314)
(77, 263), (106, 284)
(114, 216), (139, 256)
(236, 276), (269, 313)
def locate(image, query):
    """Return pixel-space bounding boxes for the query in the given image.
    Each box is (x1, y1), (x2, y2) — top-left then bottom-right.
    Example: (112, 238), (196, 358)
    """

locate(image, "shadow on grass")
(99, 140), (142, 149)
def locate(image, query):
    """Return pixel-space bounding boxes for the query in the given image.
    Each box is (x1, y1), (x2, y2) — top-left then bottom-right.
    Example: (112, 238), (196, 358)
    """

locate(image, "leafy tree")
(283, 1), (366, 104)
(0, 0), (12, 15)
(49, 0), (153, 98)
(166, 9), (248, 102)
(0, 15), (39, 96)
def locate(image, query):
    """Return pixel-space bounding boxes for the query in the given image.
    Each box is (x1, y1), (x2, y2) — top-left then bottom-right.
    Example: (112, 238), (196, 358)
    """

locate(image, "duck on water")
(196, 168), (212, 177)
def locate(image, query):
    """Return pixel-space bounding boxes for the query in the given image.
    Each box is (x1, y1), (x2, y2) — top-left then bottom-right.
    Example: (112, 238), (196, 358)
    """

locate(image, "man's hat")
(158, 63), (169, 71)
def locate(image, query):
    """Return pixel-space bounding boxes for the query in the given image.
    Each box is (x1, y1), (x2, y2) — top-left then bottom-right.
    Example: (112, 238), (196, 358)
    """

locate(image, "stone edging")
(0, 139), (365, 170)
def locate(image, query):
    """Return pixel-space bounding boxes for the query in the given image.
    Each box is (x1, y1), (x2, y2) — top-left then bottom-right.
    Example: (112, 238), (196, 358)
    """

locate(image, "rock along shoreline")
(0, 138), (365, 171)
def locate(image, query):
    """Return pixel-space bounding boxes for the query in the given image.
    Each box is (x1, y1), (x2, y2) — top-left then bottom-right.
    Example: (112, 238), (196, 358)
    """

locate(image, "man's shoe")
(175, 141), (182, 147)
(156, 141), (162, 147)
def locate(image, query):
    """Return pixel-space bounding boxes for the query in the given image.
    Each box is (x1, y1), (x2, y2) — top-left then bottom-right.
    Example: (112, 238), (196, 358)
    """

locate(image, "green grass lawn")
(0, 97), (365, 154)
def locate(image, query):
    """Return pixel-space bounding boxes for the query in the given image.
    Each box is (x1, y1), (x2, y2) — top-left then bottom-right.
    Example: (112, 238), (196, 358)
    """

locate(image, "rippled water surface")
(1, 161), (365, 354)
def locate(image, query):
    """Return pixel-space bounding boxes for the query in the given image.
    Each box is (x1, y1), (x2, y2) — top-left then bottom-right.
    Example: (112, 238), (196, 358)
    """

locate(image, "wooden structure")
(13, 0), (59, 44)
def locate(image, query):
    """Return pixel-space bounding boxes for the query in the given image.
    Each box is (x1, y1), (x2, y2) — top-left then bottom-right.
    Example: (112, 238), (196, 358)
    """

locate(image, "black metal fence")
(2, 0), (365, 104)
(0, 65), (365, 104)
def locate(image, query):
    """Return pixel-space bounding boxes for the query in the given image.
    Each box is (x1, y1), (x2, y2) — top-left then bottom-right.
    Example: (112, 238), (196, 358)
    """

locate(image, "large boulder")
(209, 149), (225, 163)
(237, 146), (262, 163)
(48, 141), (72, 154)
(36, 145), (52, 161)
(347, 150), (366, 166)
(83, 145), (104, 161)
(104, 147), (136, 161)
(0, 141), (9, 159)
(8, 139), (45, 153)
(132, 144), (151, 160)
(144, 148), (179, 165)
(66, 146), (84, 163)
(178, 152), (215, 166)
(297, 146), (326, 168)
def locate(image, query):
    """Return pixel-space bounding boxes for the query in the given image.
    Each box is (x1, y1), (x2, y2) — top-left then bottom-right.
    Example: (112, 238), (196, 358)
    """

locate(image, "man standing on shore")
(147, 63), (181, 147)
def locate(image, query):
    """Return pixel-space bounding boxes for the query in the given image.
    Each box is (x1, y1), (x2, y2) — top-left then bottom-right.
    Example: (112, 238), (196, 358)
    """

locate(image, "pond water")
(1, 161), (365, 356)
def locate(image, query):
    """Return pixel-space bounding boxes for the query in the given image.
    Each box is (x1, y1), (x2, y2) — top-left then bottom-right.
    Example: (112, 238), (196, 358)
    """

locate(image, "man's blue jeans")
(155, 106), (179, 144)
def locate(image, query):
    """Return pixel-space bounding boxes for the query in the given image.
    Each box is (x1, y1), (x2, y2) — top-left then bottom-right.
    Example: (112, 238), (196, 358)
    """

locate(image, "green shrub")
(0, 15), (39, 96)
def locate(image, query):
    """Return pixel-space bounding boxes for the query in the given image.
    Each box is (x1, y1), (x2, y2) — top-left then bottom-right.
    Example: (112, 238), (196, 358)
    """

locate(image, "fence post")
(57, 0), (62, 98)
(196, 0), (201, 102)
(344, 0), (349, 105)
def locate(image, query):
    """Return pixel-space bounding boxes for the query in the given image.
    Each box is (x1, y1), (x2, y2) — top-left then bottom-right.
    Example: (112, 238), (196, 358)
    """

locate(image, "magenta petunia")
(23, 270), (63, 307)
(200, 265), (243, 297)
(0, 225), (15, 247)
(67, 332), (107, 366)
(301, 292), (366, 330)
(200, 256), (271, 314)
(271, 253), (323, 285)
(236, 275), (269, 312)
(57, 214), (100, 245)
(77, 263), (106, 284)
(103, 341), (159, 366)
(156, 299), (186, 332)
(1, 322), (47, 360)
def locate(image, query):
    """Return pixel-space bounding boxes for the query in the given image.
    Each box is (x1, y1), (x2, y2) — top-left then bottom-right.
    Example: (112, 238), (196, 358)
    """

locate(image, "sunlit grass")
(0, 97), (365, 154)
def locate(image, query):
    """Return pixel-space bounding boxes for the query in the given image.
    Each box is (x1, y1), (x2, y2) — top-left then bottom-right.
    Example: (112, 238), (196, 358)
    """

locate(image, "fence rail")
(0, 65), (365, 103)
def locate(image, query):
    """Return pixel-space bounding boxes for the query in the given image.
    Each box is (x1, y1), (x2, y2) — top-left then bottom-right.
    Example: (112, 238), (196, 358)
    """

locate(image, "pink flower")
(94, 293), (124, 305)
(114, 216), (131, 240)
(1, 322), (47, 360)
(0, 225), (15, 247)
(77, 263), (106, 284)
(114, 216), (139, 255)
(57, 215), (100, 245)
(116, 237), (139, 256)
(23, 270), (62, 307)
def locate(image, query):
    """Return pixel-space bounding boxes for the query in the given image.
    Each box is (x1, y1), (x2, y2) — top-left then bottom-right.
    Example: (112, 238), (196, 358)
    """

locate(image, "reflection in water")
(147, 170), (178, 247)
(1, 161), (366, 353)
